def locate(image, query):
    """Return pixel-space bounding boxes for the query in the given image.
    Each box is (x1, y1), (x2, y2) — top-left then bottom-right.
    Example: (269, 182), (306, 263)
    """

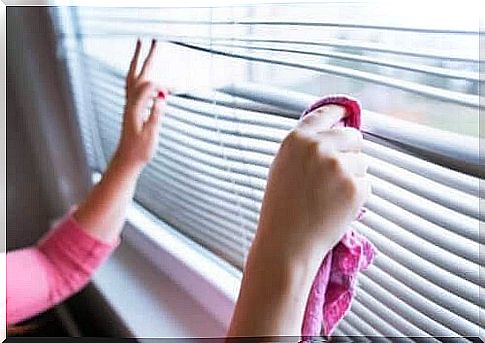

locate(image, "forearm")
(228, 230), (325, 337)
(73, 39), (162, 244)
(73, 151), (142, 243)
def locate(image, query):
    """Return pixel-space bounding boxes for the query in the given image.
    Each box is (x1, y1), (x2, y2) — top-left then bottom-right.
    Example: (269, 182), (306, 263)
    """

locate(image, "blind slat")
(349, 301), (405, 338)
(371, 252), (482, 326)
(368, 175), (481, 245)
(355, 288), (429, 337)
(366, 189), (480, 262)
(353, 221), (480, 304)
(357, 274), (460, 337)
(367, 156), (480, 220)
(142, 166), (257, 233)
(362, 265), (480, 337)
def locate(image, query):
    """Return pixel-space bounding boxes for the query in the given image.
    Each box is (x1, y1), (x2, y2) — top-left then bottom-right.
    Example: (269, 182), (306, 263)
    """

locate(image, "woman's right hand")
(255, 104), (370, 268)
(228, 104), (370, 336)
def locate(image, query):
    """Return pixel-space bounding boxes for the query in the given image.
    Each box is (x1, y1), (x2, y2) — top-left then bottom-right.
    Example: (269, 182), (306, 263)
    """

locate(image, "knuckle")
(282, 129), (304, 149)
(286, 128), (302, 140)
(337, 127), (363, 141)
(306, 138), (321, 157)
(346, 128), (363, 146)
(142, 81), (155, 90)
(321, 153), (341, 173)
(340, 176), (358, 200)
(352, 129), (364, 146)
(136, 81), (153, 92)
(299, 113), (315, 127)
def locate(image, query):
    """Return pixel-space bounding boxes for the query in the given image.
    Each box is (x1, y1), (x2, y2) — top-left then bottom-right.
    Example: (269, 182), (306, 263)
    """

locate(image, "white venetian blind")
(51, 3), (483, 340)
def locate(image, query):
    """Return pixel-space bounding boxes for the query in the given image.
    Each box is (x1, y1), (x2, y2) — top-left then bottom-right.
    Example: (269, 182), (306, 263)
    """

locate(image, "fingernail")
(356, 208), (367, 221)
(152, 38), (156, 45)
(157, 90), (166, 99)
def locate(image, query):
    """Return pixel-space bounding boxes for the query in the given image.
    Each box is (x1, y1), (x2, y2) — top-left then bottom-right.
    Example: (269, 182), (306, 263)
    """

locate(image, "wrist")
(247, 231), (324, 299)
(237, 237), (320, 335)
(253, 223), (333, 282)
(107, 151), (144, 180)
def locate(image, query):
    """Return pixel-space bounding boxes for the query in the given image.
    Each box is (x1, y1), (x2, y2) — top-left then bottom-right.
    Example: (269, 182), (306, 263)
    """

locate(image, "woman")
(6, 39), (369, 337)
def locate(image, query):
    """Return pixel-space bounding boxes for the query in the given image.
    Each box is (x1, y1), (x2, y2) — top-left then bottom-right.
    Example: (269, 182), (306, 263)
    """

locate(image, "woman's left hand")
(115, 39), (166, 174)
(73, 39), (166, 243)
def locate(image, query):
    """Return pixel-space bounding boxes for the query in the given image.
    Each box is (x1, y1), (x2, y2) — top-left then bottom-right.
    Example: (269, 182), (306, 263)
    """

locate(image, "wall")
(6, 78), (51, 249)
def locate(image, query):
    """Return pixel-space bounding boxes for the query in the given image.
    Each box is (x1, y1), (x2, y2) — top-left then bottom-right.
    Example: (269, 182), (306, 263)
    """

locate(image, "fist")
(256, 105), (370, 264)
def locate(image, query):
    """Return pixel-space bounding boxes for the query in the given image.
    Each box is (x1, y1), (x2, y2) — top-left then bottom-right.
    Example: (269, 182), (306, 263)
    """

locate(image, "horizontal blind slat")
(141, 167), (258, 233)
(360, 211), (482, 284)
(136, 181), (250, 255)
(349, 301), (405, 338)
(367, 174), (481, 245)
(354, 288), (429, 337)
(371, 252), (482, 326)
(146, 159), (261, 214)
(357, 274), (461, 337)
(367, 155), (480, 220)
(362, 265), (480, 337)
(363, 140), (479, 196)
(352, 221), (480, 304)
(143, 165), (259, 223)
(366, 188), (480, 261)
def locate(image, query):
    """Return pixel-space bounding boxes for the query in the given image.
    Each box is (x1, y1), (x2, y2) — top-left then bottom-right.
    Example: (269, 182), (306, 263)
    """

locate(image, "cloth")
(6, 212), (118, 325)
(301, 95), (377, 337)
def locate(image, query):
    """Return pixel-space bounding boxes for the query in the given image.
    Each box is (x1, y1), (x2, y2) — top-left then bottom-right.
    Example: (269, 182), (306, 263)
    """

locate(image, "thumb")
(298, 104), (347, 133)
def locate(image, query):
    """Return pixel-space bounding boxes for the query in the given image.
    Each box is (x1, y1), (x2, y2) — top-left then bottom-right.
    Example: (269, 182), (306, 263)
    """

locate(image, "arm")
(228, 105), (370, 336)
(6, 40), (164, 325)
(6, 215), (115, 325)
(73, 38), (165, 243)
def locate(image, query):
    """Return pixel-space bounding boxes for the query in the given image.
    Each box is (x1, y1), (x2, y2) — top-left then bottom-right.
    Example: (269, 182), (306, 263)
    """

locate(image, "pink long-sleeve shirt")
(6, 213), (118, 325)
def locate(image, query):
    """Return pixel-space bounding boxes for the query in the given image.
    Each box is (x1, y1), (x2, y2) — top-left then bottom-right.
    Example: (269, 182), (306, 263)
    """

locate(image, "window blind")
(51, 3), (483, 340)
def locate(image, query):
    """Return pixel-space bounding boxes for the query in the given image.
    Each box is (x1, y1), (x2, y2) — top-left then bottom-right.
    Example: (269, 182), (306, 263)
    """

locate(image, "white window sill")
(90, 201), (243, 338)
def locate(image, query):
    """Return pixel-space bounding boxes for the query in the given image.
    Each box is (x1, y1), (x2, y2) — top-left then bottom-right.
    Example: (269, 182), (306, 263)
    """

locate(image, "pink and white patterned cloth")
(301, 95), (377, 337)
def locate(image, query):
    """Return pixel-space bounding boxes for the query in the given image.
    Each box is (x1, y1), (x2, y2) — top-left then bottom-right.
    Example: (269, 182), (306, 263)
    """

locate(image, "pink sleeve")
(6, 213), (119, 325)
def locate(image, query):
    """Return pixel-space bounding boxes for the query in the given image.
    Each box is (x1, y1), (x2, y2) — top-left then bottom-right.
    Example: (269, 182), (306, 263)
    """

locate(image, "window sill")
(90, 202), (242, 337)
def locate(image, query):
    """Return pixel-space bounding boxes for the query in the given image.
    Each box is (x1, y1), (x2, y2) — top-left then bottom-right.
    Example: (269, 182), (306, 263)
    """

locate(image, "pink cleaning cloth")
(301, 95), (377, 338)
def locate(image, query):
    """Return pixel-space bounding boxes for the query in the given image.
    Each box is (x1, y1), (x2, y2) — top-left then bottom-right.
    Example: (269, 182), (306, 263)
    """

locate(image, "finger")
(130, 82), (162, 127)
(298, 105), (346, 133)
(316, 127), (363, 152)
(144, 97), (165, 133)
(336, 152), (368, 177)
(127, 39), (141, 83)
(157, 87), (168, 100)
(139, 39), (157, 80)
(354, 176), (371, 207)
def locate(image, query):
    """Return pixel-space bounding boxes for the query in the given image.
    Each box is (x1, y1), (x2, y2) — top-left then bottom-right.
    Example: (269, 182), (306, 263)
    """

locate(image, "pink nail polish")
(356, 208), (367, 221)
(157, 90), (166, 99)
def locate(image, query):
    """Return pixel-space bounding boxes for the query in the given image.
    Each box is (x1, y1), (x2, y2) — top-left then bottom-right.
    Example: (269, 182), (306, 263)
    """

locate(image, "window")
(52, 2), (482, 339)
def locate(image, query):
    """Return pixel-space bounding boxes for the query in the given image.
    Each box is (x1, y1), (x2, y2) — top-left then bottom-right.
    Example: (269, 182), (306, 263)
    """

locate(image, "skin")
(73, 39), (165, 243)
(228, 106), (370, 337)
(71, 40), (369, 337)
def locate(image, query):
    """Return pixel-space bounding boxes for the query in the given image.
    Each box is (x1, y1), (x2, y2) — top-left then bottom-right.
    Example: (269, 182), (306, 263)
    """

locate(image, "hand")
(114, 39), (166, 173)
(73, 40), (166, 244)
(255, 105), (370, 268)
(228, 105), (370, 336)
